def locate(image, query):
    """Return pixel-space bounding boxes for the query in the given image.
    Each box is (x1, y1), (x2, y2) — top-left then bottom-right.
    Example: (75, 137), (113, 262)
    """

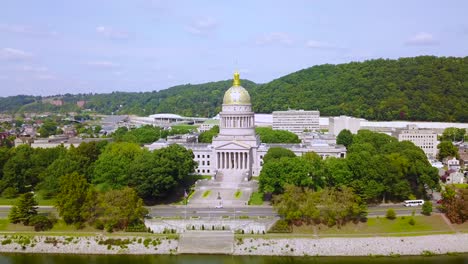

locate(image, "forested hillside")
(252, 56), (468, 122)
(1, 56), (467, 122)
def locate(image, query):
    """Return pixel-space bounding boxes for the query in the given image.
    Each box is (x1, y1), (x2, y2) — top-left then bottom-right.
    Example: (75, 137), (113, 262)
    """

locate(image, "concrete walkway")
(178, 231), (234, 254)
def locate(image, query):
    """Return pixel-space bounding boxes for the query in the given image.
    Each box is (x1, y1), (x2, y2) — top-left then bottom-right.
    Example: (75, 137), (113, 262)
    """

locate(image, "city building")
(198, 119), (219, 132)
(329, 115), (361, 136)
(397, 125), (438, 159)
(446, 171), (465, 184)
(447, 157), (461, 171)
(146, 72), (346, 186)
(272, 109), (320, 135)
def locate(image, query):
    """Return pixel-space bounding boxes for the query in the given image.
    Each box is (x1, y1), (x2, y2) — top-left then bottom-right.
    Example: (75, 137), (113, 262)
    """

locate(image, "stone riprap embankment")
(234, 234), (468, 256)
(0, 235), (178, 255)
(0, 233), (467, 256)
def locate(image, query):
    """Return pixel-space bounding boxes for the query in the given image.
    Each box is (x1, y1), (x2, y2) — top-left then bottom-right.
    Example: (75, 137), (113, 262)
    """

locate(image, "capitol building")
(147, 72), (346, 187)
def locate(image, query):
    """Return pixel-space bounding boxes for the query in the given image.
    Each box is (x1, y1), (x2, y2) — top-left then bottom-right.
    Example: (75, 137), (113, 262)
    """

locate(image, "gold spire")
(233, 71), (241, 86)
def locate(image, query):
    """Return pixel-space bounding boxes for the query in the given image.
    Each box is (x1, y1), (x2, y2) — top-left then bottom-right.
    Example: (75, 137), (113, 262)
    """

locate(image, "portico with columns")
(211, 71), (260, 186)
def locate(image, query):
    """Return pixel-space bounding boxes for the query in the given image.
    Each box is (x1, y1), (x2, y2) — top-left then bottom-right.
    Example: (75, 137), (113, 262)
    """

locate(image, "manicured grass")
(171, 125), (197, 131)
(248, 192), (264, 205)
(0, 194), (56, 206)
(234, 190), (242, 199)
(453, 221), (468, 233)
(292, 215), (453, 236)
(452, 183), (468, 189)
(202, 190), (211, 198)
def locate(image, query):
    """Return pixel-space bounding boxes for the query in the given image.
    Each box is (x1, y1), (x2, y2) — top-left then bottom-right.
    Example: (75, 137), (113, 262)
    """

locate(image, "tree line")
(1, 56), (467, 122)
(260, 130), (440, 227)
(0, 141), (197, 204)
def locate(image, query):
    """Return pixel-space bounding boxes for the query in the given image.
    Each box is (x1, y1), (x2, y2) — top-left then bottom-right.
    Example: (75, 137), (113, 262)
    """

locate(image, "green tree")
(8, 192), (38, 225)
(198, 125), (219, 143)
(262, 147), (296, 164)
(441, 127), (466, 142)
(55, 172), (90, 224)
(336, 129), (353, 148)
(437, 141), (459, 161)
(259, 157), (315, 194)
(129, 144), (196, 200)
(95, 187), (148, 231)
(386, 209), (396, 220)
(273, 185), (366, 227)
(93, 142), (143, 189)
(422, 201), (432, 216)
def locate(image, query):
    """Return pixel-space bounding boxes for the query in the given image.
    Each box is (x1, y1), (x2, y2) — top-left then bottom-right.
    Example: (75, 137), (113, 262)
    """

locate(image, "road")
(0, 205), (427, 219)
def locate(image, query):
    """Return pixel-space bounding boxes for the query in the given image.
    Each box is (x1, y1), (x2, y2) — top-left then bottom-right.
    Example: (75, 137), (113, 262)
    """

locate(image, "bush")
(408, 218), (416, 226)
(422, 201), (432, 216)
(386, 209), (396, 220)
(2, 187), (18, 199)
(268, 219), (292, 233)
(29, 215), (53, 231)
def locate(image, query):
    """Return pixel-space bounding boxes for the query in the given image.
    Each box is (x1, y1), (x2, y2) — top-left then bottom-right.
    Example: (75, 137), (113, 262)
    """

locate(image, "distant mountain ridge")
(1, 56), (467, 122)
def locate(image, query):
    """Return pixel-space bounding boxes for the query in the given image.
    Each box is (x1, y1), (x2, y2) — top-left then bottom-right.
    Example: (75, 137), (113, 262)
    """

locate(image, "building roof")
(149, 113), (184, 119)
(223, 72), (251, 105)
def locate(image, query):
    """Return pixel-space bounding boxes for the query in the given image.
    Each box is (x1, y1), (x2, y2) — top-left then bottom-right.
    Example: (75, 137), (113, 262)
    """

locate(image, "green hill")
(252, 56), (468, 122)
(1, 56), (467, 122)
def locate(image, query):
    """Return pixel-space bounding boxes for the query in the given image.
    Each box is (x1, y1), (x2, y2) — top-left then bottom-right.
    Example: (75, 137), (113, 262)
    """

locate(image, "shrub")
(268, 219), (292, 233)
(1, 239), (12, 245)
(29, 215), (53, 231)
(2, 187), (18, 199)
(422, 201), (432, 216)
(408, 218), (416, 226)
(386, 209), (396, 220)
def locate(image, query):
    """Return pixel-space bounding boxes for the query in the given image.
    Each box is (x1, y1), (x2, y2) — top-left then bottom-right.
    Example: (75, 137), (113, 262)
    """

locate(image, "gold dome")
(223, 72), (251, 105)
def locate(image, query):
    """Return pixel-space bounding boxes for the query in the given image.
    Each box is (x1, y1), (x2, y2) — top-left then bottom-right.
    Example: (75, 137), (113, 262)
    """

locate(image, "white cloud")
(405, 32), (438, 46)
(305, 40), (335, 49)
(256, 32), (293, 46)
(0, 24), (57, 37)
(185, 17), (218, 35)
(0, 48), (32, 60)
(86, 61), (119, 68)
(96, 26), (129, 39)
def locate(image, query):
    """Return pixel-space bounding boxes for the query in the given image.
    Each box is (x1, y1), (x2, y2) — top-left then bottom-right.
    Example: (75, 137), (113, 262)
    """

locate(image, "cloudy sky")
(1, 0), (467, 97)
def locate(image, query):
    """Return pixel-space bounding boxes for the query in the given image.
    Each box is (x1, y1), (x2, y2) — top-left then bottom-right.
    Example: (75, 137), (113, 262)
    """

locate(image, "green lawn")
(0, 194), (55, 206)
(292, 215), (453, 236)
(248, 192), (264, 205)
(451, 183), (468, 189)
(453, 221), (468, 233)
(170, 125), (197, 131)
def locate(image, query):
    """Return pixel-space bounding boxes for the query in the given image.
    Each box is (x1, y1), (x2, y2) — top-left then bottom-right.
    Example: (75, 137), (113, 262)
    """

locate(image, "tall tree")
(8, 192), (38, 225)
(437, 141), (459, 161)
(336, 129), (353, 148)
(55, 172), (90, 224)
(93, 142), (143, 189)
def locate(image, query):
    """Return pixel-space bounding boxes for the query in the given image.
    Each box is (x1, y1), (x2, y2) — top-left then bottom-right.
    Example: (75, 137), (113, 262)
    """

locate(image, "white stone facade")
(329, 115), (361, 136)
(146, 73), (346, 185)
(272, 110), (320, 135)
(397, 125), (438, 158)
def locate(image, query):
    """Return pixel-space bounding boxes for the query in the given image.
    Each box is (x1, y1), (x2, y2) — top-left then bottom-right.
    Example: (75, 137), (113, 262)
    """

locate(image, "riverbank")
(0, 233), (467, 256)
(0, 234), (178, 255)
(234, 234), (468, 256)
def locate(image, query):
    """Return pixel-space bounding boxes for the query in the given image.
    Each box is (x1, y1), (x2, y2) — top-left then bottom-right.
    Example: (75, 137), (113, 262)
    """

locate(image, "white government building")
(397, 124), (438, 158)
(272, 109), (320, 135)
(147, 72), (346, 185)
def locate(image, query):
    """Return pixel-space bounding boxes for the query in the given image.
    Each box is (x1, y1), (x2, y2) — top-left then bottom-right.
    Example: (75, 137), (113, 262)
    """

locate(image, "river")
(0, 254), (467, 264)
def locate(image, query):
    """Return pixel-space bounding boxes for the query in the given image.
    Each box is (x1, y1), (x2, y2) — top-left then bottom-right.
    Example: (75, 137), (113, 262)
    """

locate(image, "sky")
(1, 0), (467, 97)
